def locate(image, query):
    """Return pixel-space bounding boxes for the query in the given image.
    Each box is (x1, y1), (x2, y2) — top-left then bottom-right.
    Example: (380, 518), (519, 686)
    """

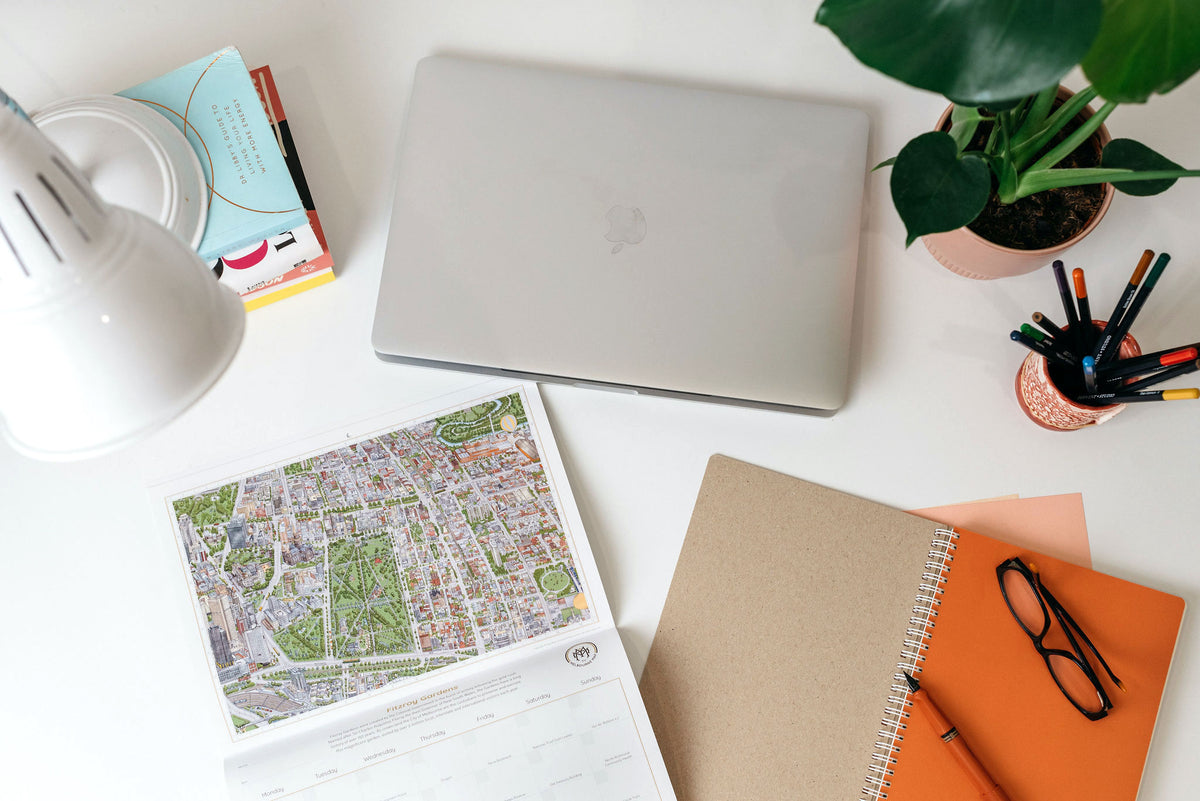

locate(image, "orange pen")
(904, 672), (1012, 801)
(1072, 267), (1094, 352)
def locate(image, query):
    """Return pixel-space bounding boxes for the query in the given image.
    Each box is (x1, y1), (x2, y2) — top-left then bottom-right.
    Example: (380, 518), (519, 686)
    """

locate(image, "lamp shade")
(0, 97), (244, 460)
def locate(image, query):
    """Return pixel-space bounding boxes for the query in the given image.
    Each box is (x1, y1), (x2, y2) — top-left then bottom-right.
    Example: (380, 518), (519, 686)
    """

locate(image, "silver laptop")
(373, 56), (869, 413)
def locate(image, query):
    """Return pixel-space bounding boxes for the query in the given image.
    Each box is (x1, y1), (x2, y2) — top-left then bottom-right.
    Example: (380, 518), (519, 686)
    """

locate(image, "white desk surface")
(2, 2), (1198, 799)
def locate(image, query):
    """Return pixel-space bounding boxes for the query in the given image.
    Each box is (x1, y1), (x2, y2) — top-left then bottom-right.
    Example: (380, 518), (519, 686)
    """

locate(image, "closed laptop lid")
(373, 56), (869, 412)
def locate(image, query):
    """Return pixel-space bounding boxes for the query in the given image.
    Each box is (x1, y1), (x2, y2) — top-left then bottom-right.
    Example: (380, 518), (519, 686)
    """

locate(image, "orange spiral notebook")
(639, 456), (1185, 801)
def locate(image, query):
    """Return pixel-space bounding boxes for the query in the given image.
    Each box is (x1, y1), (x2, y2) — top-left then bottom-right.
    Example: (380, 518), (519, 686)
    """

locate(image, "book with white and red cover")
(211, 64), (335, 310)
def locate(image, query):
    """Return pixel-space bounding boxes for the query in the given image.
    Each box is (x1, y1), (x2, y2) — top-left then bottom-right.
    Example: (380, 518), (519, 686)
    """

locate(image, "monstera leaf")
(891, 132), (992, 245)
(1103, 139), (1186, 196)
(815, 0), (1104, 105)
(1082, 0), (1200, 102)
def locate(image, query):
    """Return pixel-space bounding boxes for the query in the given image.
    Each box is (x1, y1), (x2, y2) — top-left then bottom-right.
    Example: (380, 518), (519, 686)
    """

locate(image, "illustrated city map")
(167, 391), (592, 736)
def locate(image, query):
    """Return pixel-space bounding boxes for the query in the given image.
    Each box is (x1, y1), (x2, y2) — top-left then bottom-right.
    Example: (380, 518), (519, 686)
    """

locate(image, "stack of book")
(119, 47), (334, 310)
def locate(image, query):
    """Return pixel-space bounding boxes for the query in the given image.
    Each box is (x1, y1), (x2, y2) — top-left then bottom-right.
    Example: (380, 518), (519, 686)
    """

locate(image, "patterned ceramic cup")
(1015, 324), (1141, 431)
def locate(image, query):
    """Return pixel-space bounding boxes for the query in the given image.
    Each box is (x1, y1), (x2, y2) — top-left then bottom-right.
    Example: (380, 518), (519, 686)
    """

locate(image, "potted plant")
(815, 0), (1200, 278)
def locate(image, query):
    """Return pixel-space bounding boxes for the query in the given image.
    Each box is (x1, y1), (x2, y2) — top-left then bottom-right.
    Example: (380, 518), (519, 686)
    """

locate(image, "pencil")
(1038, 329), (1080, 363)
(1123, 359), (1200, 392)
(1020, 324), (1048, 343)
(1052, 260), (1085, 357)
(1077, 388), (1200, 404)
(1093, 250), (1153, 363)
(1073, 268), (1094, 352)
(1032, 312), (1065, 341)
(1098, 252), (1171, 365)
(1024, 321), (1080, 363)
(1019, 324), (1082, 365)
(1082, 356), (1098, 393)
(1011, 330), (1077, 368)
(1095, 346), (1198, 381)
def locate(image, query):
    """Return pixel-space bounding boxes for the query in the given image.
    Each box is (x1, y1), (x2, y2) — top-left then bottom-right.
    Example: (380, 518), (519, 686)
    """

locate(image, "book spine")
(861, 527), (958, 801)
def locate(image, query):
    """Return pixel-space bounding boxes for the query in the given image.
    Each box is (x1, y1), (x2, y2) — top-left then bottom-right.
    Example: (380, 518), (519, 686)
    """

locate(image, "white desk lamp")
(0, 91), (245, 460)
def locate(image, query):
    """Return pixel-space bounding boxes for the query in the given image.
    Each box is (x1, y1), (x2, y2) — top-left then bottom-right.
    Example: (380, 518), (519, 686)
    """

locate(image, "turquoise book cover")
(119, 47), (307, 261)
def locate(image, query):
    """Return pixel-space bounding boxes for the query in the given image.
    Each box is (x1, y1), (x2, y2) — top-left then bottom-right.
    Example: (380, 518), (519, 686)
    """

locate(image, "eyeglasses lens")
(1047, 652), (1106, 714)
(1002, 568), (1048, 637)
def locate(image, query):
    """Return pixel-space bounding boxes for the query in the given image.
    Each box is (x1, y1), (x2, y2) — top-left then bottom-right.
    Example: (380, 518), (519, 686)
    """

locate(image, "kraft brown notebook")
(639, 455), (1184, 801)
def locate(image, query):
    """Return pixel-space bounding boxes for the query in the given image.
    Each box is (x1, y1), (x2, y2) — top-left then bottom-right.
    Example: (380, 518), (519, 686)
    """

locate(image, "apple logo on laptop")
(605, 205), (646, 253)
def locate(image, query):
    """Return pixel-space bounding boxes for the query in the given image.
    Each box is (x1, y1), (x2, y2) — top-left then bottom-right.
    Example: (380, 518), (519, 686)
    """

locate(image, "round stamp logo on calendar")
(565, 642), (598, 667)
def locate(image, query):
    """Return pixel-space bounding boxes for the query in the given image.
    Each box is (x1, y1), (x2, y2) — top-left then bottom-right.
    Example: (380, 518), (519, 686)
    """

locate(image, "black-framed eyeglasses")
(996, 557), (1125, 720)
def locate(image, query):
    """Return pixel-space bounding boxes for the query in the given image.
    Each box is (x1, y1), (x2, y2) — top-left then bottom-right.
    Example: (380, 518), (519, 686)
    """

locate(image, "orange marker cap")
(1072, 268), (1087, 297)
(1131, 250), (1154, 284)
(1162, 388), (1200, 401)
(1162, 348), (1199, 367)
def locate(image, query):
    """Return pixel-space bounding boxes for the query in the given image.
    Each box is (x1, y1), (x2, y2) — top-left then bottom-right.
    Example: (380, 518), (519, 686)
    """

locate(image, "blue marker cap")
(1082, 355), (1097, 391)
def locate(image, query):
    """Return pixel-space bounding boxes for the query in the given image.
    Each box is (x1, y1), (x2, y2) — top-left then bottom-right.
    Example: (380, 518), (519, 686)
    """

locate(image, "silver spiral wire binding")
(859, 528), (958, 801)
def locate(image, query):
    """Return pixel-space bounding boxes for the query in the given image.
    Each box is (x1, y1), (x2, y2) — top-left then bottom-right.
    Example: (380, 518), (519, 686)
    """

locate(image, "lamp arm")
(1, 86), (31, 120)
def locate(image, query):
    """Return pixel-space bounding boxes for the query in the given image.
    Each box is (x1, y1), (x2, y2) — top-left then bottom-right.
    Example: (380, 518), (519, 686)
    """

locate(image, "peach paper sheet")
(911, 493), (1091, 568)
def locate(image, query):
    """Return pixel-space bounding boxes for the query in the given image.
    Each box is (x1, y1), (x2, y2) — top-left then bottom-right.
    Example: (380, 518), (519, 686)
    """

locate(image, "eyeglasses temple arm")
(1038, 583), (1125, 690)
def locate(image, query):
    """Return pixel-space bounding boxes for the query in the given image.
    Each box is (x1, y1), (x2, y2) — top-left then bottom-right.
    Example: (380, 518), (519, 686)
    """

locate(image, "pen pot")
(1015, 323), (1141, 431)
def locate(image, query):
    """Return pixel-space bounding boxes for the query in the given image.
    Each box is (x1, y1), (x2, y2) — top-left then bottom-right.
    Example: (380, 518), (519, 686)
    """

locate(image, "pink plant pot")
(922, 88), (1115, 280)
